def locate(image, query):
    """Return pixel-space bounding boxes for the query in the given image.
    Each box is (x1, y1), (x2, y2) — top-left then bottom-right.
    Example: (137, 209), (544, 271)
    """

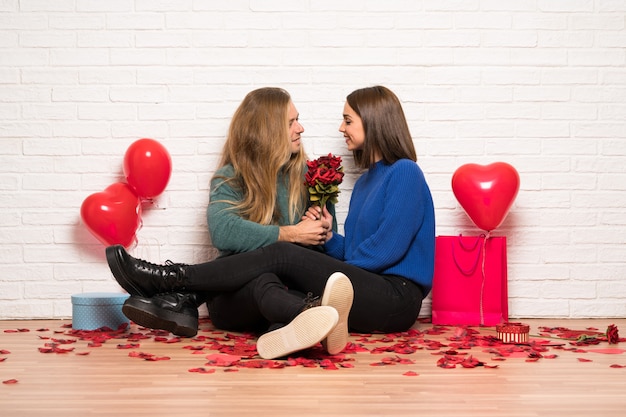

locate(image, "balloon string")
(479, 231), (491, 325)
(131, 237), (162, 264)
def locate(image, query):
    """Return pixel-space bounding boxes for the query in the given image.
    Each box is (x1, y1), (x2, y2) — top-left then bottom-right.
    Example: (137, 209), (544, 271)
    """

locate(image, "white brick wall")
(1, 1), (625, 320)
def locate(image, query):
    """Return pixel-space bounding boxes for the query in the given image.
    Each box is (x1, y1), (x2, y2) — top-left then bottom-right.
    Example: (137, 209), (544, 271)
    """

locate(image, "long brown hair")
(213, 87), (307, 224)
(346, 86), (417, 169)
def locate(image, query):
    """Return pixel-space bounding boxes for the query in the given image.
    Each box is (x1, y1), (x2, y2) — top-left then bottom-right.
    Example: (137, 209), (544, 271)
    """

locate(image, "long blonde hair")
(213, 87), (308, 225)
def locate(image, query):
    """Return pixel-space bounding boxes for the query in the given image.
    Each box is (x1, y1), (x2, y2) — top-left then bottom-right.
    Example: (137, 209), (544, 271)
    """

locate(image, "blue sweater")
(324, 159), (435, 292)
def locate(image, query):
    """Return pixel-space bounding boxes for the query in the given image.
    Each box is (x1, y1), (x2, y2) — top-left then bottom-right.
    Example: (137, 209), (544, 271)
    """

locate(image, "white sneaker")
(321, 272), (354, 355)
(256, 306), (339, 360)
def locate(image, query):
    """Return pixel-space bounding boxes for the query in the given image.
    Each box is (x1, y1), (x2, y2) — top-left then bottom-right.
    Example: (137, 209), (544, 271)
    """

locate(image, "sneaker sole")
(256, 306), (339, 360)
(105, 246), (143, 296)
(321, 272), (354, 355)
(122, 297), (198, 338)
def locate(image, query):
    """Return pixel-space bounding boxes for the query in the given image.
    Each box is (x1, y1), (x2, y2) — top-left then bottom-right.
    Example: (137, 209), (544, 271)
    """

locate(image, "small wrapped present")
(496, 322), (530, 344)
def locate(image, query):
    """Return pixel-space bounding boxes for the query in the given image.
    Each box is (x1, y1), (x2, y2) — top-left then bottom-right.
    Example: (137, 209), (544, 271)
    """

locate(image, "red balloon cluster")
(451, 162), (520, 232)
(80, 139), (172, 248)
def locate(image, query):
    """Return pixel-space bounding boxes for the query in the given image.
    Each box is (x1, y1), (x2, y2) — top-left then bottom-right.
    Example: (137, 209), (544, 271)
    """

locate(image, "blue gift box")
(71, 292), (130, 330)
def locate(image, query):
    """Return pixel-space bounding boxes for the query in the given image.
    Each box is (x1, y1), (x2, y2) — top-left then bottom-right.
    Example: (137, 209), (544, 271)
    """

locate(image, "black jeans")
(206, 275), (308, 333)
(186, 242), (425, 333)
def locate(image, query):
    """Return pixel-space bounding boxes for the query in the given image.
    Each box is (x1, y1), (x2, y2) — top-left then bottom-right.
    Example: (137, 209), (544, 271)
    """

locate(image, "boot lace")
(163, 260), (188, 288)
(302, 292), (321, 310)
(133, 257), (187, 289)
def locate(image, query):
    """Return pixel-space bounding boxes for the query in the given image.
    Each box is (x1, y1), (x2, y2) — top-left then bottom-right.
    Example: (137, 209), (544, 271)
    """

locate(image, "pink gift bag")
(431, 235), (509, 326)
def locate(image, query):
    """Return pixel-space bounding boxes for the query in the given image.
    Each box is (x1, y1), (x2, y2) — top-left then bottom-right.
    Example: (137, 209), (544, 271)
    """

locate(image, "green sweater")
(207, 165), (287, 254)
(207, 164), (335, 255)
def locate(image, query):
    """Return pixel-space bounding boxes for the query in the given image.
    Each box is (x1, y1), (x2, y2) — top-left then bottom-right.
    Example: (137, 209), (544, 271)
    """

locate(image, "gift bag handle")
(451, 234), (485, 276)
(451, 233), (492, 325)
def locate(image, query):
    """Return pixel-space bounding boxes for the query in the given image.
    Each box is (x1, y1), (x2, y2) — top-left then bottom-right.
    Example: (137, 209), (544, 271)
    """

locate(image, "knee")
(252, 273), (284, 296)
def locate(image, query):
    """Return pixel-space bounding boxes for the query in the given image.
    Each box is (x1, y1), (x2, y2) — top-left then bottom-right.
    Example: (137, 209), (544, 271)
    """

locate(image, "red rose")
(606, 324), (619, 344)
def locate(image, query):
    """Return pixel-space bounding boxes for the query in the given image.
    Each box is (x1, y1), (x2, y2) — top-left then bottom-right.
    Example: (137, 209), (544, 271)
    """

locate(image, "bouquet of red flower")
(305, 154), (344, 208)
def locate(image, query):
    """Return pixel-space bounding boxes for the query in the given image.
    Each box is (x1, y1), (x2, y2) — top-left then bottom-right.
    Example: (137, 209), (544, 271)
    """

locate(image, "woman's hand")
(279, 206), (333, 246)
(303, 205), (322, 221)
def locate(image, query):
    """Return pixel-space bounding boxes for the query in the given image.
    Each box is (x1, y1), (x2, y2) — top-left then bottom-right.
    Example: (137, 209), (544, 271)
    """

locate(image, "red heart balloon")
(80, 182), (142, 248)
(452, 162), (520, 231)
(124, 138), (172, 200)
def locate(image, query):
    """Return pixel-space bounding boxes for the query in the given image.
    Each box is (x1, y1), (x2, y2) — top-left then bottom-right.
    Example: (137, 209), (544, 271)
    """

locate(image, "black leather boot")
(122, 292), (200, 337)
(105, 245), (187, 297)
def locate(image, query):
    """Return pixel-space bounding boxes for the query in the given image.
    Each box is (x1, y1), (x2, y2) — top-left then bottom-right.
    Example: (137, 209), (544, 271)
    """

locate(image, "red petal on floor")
(146, 356), (170, 361)
(609, 364), (625, 368)
(403, 371), (419, 376)
(0, 349), (10, 354)
(242, 359), (273, 368)
(183, 345), (205, 351)
(76, 351), (91, 356)
(577, 358), (593, 362)
(460, 356), (481, 368)
(51, 338), (76, 344)
(2, 379), (18, 384)
(117, 343), (140, 349)
(425, 327), (448, 335)
(393, 345), (418, 354)
(587, 348), (625, 355)
(436, 359), (456, 368)
(320, 360), (338, 370)
(189, 367), (216, 374)
(205, 353), (241, 367)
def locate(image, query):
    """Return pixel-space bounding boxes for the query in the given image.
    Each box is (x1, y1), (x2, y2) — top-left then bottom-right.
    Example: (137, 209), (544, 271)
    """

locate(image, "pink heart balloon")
(452, 162), (520, 231)
(80, 182), (142, 248)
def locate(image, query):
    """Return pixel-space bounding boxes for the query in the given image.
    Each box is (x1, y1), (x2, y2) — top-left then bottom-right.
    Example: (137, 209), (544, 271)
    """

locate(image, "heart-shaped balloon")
(124, 138), (172, 200)
(452, 162), (520, 231)
(80, 182), (142, 248)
